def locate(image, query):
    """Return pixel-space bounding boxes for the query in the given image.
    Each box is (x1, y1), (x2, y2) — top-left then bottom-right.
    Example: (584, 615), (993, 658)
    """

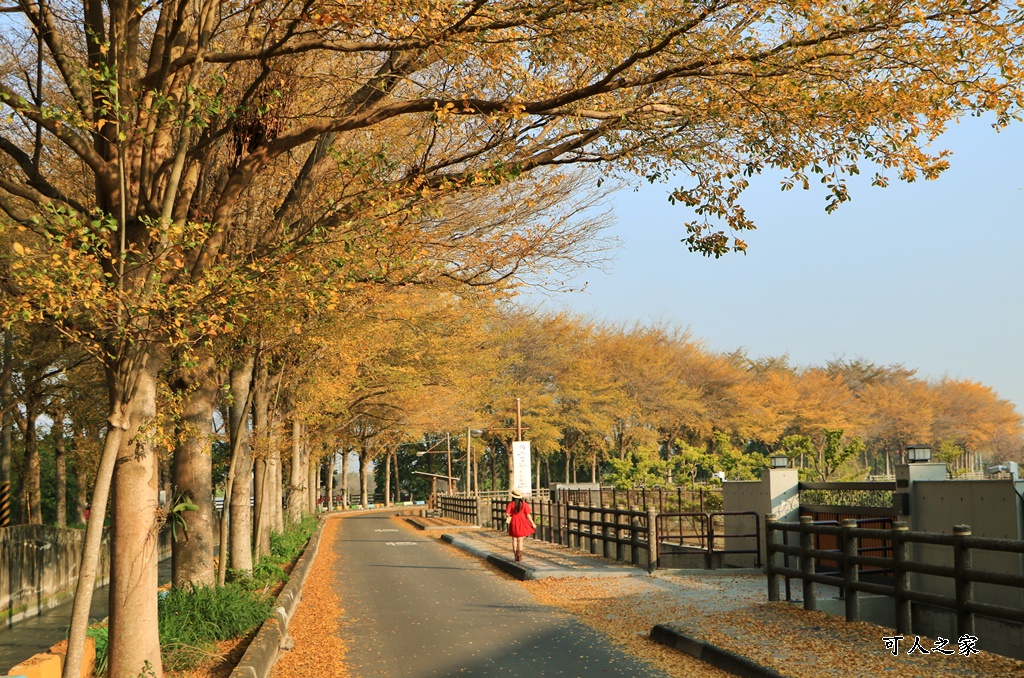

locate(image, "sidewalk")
(440, 526), (1024, 678)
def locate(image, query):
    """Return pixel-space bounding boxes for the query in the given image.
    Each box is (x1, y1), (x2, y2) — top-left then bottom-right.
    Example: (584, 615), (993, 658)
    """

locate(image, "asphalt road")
(333, 513), (669, 678)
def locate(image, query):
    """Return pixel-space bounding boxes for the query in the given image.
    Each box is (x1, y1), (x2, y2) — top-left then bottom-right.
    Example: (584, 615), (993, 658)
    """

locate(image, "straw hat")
(510, 489), (523, 499)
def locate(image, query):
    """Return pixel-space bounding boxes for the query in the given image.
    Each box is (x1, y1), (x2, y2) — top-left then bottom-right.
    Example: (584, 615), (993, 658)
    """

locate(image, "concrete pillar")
(722, 468), (799, 568)
(892, 462), (947, 531)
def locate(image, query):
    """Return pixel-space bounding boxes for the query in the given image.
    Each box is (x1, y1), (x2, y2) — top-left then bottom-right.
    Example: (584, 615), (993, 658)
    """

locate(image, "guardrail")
(766, 516), (1024, 636)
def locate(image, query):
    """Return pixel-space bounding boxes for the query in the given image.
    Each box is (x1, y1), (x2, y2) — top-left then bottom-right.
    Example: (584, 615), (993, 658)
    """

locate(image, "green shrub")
(86, 624), (109, 676)
(158, 583), (272, 670)
(269, 515), (318, 562)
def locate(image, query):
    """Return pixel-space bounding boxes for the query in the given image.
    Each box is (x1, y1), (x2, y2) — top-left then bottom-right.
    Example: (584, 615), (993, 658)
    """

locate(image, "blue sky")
(528, 115), (1024, 415)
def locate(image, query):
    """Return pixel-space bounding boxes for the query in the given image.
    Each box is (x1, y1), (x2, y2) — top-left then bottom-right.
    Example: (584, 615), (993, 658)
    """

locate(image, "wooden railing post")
(893, 521), (911, 634)
(842, 519), (860, 622)
(555, 501), (563, 545)
(799, 515), (816, 611)
(630, 507), (642, 567)
(766, 515), (779, 602)
(954, 524), (975, 637)
(588, 504), (598, 555)
(615, 509), (625, 562)
(602, 505), (613, 559)
(647, 507), (658, 573)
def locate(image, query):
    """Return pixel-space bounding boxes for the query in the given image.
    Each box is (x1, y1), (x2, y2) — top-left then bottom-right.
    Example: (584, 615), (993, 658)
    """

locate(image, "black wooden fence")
(766, 516), (1024, 636)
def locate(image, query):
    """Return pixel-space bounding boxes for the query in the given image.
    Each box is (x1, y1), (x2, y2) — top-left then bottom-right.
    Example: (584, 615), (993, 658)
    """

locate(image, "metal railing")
(657, 512), (709, 550)
(766, 516), (1024, 636)
(656, 511), (762, 568)
(555, 486), (719, 513)
(709, 511), (762, 568)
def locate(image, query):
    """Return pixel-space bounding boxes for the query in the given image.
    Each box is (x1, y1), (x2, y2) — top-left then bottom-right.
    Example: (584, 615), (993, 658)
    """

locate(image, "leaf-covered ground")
(271, 516), (349, 678)
(522, 573), (1024, 678)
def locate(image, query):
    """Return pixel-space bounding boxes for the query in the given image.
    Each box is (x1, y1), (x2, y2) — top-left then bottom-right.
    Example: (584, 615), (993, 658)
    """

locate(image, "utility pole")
(466, 428), (471, 496)
(446, 432), (452, 493)
(516, 397), (522, 442)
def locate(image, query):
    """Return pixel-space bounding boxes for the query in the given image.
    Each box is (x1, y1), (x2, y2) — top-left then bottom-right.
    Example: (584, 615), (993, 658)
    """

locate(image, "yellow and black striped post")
(0, 480), (10, 527)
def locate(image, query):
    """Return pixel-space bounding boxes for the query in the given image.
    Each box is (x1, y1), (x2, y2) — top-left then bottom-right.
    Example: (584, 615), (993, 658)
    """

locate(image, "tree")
(782, 428), (865, 481)
(857, 376), (934, 474)
(2, 2), (1024, 674)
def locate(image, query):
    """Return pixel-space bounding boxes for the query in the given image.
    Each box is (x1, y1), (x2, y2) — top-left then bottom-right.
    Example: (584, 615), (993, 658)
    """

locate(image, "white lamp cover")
(906, 444), (932, 462)
(770, 454), (789, 469)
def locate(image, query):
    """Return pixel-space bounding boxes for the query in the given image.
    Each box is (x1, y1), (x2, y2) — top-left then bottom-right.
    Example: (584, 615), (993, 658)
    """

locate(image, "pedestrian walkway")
(440, 525), (1024, 678)
(433, 522), (641, 580)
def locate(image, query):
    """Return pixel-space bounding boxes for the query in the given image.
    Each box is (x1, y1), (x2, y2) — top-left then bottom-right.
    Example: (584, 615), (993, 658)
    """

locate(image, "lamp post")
(770, 453), (789, 469)
(906, 444), (932, 463)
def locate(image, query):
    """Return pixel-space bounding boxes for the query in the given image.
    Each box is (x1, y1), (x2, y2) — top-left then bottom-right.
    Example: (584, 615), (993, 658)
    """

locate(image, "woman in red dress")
(505, 490), (536, 562)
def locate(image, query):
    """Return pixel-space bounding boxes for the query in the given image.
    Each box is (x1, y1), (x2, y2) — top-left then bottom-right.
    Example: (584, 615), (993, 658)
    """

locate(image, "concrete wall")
(1, 525), (110, 627)
(723, 468), (799, 567)
(2, 525), (172, 628)
(907, 478), (1024, 659)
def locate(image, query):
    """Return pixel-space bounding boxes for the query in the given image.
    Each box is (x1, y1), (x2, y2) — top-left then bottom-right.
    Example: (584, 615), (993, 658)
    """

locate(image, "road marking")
(386, 542), (418, 546)
(375, 529), (400, 532)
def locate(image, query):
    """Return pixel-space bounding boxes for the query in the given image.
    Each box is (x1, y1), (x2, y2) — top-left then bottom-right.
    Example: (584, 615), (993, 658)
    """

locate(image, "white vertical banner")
(511, 441), (532, 496)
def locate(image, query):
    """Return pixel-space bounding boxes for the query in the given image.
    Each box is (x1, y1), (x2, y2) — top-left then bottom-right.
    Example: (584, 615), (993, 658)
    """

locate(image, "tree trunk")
(22, 401), (41, 524)
(108, 353), (164, 678)
(287, 418), (304, 524)
(340, 449), (350, 508)
(53, 408), (66, 528)
(62, 412), (127, 678)
(271, 430), (284, 532)
(490, 446), (496, 493)
(73, 449), (88, 526)
(170, 359), (218, 589)
(228, 356), (256, 576)
(251, 364), (272, 558)
(306, 443), (316, 514)
(253, 456), (268, 553)
(327, 453), (334, 511)
(359, 449), (370, 509)
(384, 453), (392, 507)
(393, 450), (400, 503)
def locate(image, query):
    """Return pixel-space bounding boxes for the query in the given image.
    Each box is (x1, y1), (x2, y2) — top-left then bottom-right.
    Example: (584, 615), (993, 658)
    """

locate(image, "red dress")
(506, 501), (535, 538)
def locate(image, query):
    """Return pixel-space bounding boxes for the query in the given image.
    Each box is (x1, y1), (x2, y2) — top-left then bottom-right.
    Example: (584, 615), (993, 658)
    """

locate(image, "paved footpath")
(326, 512), (671, 677)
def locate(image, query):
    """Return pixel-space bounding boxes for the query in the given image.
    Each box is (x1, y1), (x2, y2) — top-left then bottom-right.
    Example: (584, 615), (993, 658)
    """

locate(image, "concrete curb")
(405, 517), (481, 532)
(229, 516), (327, 678)
(441, 534), (637, 581)
(3, 637), (95, 678)
(649, 622), (787, 678)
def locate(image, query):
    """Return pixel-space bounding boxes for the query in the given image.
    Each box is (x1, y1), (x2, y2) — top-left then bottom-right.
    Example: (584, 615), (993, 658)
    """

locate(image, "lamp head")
(906, 444), (932, 463)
